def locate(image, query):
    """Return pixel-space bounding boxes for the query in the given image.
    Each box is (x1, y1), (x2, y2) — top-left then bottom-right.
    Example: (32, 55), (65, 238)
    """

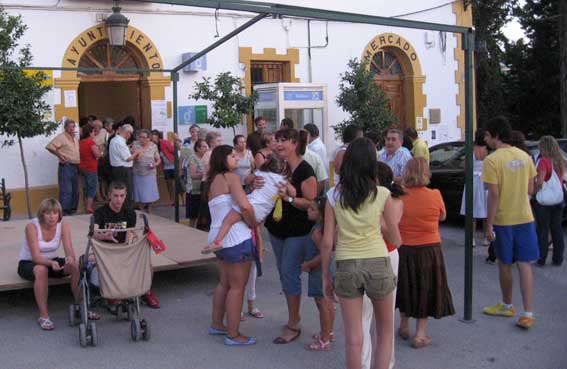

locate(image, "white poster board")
(151, 100), (168, 130)
(64, 90), (77, 108)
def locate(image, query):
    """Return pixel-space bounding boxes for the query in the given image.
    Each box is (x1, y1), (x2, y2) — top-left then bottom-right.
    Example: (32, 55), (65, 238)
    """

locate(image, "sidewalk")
(0, 210), (565, 369)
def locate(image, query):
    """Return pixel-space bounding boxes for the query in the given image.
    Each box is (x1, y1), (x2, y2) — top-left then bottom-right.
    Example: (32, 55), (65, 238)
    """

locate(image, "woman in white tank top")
(207, 145), (259, 346)
(17, 198), (81, 330)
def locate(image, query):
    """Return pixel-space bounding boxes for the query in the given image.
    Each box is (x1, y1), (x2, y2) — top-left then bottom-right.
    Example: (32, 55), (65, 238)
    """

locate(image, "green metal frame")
(0, 0), (476, 321)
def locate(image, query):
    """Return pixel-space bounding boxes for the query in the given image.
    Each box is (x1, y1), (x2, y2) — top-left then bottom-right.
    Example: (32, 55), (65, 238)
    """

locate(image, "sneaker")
(485, 257), (496, 265)
(142, 291), (160, 309)
(483, 303), (516, 317)
(516, 316), (533, 329)
(483, 238), (490, 246)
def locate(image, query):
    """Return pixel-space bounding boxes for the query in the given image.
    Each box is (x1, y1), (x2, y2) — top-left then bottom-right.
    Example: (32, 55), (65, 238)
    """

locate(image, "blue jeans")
(58, 163), (79, 215)
(270, 233), (310, 296)
(81, 170), (98, 199)
(533, 201), (565, 264)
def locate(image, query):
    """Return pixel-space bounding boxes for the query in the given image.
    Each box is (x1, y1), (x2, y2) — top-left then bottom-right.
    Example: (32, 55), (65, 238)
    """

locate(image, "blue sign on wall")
(182, 52), (207, 72)
(178, 106), (195, 125)
(284, 91), (323, 101)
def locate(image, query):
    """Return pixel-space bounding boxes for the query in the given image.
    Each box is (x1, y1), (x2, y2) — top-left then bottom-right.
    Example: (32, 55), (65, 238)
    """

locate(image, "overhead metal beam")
(172, 12), (269, 72)
(138, 0), (469, 34)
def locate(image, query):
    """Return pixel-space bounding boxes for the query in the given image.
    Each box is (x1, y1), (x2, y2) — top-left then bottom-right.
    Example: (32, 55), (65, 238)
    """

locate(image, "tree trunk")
(17, 134), (32, 219)
(561, 0), (567, 137)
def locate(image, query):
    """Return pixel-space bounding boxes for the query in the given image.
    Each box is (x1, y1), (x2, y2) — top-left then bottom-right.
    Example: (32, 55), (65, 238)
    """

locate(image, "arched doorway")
(369, 49), (404, 127)
(362, 33), (427, 131)
(77, 40), (151, 128)
(54, 24), (170, 127)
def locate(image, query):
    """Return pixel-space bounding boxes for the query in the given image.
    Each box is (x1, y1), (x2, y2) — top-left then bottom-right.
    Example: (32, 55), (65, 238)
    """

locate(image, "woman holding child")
(264, 128), (318, 344)
(321, 137), (402, 369)
(207, 145), (258, 346)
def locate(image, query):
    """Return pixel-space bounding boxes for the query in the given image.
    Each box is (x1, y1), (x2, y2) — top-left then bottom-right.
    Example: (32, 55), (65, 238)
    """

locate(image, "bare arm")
(46, 143), (68, 162)
(321, 201), (337, 300)
(226, 173), (257, 227)
(485, 183), (499, 241)
(334, 150), (345, 175)
(277, 176), (317, 211)
(533, 169), (545, 193)
(254, 152), (266, 168)
(91, 144), (102, 159)
(381, 196), (402, 247)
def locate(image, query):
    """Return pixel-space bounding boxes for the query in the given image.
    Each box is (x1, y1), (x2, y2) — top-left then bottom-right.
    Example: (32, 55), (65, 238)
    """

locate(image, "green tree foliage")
(503, 0), (560, 137)
(472, 0), (516, 126)
(190, 72), (257, 135)
(0, 8), (57, 217)
(334, 58), (396, 138)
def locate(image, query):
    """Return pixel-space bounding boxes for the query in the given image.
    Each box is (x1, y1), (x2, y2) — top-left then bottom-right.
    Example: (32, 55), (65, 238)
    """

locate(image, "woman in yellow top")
(321, 137), (402, 369)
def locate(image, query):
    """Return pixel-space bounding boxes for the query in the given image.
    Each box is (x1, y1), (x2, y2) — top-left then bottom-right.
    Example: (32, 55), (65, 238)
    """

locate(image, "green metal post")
(172, 72), (180, 223)
(462, 29), (475, 323)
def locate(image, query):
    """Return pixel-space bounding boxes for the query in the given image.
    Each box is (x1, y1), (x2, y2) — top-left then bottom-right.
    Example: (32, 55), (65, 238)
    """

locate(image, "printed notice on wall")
(151, 100), (168, 130)
(64, 90), (77, 108)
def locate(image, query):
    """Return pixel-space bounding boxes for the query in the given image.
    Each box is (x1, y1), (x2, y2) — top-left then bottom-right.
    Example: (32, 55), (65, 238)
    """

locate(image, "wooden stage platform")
(0, 213), (214, 292)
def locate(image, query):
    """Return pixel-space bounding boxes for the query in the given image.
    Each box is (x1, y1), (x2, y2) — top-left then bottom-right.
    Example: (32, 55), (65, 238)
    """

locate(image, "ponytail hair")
(376, 161), (406, 198)
(275, 128), (308, 156)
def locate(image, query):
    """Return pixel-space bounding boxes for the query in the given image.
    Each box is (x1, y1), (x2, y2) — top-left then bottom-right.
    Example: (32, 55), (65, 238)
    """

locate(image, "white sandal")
(38, 317), (54, 330)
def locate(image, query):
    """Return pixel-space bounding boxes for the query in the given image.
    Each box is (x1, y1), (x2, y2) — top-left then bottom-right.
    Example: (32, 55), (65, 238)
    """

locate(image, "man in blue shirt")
(378, 128), (412, 183)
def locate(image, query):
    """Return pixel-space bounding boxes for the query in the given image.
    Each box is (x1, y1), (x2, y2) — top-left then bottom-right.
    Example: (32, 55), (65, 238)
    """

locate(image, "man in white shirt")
(302, 128), (329, 195)
(304, 123), (328, 165)
(109, 124), (139, 207)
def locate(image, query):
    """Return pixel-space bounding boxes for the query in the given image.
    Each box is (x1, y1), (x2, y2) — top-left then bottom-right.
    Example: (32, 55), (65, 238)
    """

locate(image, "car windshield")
(430, 143), (464, 166)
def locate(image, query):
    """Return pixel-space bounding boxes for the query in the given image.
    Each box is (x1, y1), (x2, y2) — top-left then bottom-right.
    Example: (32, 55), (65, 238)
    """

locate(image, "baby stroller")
(69, 214), (153, 347)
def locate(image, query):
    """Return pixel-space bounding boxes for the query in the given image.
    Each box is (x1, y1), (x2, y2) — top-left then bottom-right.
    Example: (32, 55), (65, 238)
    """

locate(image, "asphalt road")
(1, 215), (566, 369)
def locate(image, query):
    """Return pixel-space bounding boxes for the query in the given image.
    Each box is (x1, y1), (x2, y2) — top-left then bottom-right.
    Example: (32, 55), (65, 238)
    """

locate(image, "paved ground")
(1, 208), (566, 369)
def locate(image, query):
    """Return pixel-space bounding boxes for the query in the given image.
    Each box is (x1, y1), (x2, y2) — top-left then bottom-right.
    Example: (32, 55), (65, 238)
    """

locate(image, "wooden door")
(370, 50), (405, 128)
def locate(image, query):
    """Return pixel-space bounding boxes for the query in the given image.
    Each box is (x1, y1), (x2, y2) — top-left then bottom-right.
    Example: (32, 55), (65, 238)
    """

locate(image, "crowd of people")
(18, 113), (564, 369)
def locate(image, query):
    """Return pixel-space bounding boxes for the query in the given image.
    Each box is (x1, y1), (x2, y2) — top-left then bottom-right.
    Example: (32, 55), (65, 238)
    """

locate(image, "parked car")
(429, 141), (466, 218)
(429, 140), (567, 219)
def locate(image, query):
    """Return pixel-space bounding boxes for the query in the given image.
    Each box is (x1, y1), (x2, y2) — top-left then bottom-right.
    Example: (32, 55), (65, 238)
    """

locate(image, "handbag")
(536, 162), (564, 205)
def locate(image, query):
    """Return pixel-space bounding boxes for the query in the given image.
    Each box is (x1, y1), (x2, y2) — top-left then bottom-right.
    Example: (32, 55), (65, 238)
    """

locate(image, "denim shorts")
(270, 233), (311, 296)
(81, 170), (98, 199)
(334, 257), (396, 300)
(215, 239), (255, 264)
(493, 222), (539, 264)
(305, 238), (335, 297)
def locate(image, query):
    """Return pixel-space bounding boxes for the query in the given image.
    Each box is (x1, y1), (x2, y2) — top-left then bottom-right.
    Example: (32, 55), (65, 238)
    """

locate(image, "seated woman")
(17, 198), (97, 330)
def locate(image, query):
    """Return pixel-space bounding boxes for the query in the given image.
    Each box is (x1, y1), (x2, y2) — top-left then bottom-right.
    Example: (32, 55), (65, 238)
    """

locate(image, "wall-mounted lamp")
(105, 6), (130, 46)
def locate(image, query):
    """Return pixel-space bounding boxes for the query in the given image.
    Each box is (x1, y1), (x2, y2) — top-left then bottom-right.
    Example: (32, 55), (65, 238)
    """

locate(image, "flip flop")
(247, 308), (264, 319)
(273, 325), (301, 344)
(224, 335), (257, 346)
(208, 326), (228, 335)
(306, 339), (332, 351)
(312, 331), (336, 342)
(87, 311), (101, 320)
(411, 336), (432, 349)
(38, 317), (54, 331)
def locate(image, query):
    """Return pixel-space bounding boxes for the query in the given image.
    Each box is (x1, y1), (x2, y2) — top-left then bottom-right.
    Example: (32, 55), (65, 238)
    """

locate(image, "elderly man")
(304, 123), (328, 165)
(46, 118), (80, 215)
(378, 128), (412, 183)
(108, 124), (139, 208)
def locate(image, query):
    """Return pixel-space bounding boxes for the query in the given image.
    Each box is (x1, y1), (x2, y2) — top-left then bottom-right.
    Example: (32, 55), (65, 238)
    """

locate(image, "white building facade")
(0, 0), (473, 214)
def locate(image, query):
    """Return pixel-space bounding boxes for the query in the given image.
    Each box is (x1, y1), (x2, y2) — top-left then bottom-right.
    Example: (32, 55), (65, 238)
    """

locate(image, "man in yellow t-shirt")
(481, 116), (538, 330)
(405, 127), (429, 164)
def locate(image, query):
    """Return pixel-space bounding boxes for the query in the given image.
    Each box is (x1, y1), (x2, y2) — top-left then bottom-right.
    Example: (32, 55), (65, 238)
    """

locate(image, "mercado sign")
(62, 24), (163, 70)
(362, 32), (418, 63)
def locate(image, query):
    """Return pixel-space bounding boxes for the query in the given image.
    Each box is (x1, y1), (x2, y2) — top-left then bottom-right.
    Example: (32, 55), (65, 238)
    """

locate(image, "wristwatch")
(287, 196), (295, 204)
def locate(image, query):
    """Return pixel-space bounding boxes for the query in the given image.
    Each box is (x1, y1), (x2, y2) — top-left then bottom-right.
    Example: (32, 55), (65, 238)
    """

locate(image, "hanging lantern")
(105, 6), (129, 47)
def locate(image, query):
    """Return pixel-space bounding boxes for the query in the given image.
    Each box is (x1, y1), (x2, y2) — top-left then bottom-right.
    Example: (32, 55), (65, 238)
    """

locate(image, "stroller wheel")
(68, 304), (80, 326)
(79, 323), (88, 347)
(141, 319), (151, 341)
(131, 319), (141, 341)
(89, 322), (98, 347)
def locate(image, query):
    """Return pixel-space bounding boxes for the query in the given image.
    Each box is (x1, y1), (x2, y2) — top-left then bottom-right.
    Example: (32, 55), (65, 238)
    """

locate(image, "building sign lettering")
(63, 25), (162, 70)
(363, 33), (419, 63)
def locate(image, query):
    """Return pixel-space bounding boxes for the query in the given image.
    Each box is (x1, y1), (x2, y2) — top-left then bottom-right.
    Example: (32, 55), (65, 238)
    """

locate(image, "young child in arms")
(202, 154), (289, 254)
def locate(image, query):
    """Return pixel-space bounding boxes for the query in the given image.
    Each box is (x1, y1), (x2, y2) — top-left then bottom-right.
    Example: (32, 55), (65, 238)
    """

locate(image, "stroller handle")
(88, 215), (95, 237)
(88, 214), (150, 237)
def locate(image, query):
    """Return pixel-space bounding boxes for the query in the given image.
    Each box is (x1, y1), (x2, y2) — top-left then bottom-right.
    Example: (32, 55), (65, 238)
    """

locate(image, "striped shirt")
(378, 147), (412, 178)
